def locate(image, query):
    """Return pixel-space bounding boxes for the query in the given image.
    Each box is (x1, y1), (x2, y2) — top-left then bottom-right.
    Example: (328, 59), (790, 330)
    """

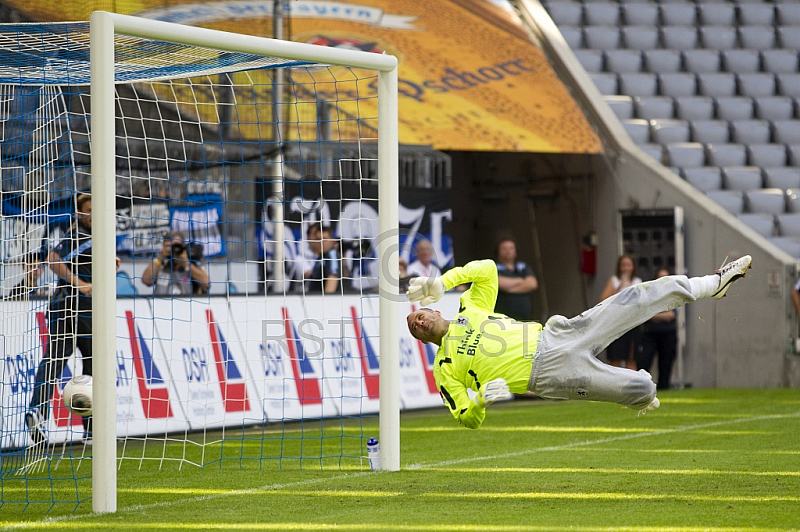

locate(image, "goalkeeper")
(406, 256), (752, 429)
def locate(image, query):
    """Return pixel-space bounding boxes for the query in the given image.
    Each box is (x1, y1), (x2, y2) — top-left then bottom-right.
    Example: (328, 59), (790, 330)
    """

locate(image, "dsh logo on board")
(281, 308), (322, 405)
(205, 309), (250, 413)
(125, 311), (174, 418)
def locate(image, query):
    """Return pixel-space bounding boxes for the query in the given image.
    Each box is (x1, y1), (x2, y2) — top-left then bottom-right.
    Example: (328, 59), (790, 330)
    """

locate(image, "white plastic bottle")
(367, 438), (380, 470)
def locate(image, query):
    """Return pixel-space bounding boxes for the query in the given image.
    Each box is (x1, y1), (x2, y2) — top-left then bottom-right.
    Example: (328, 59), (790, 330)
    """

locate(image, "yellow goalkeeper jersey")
(434, 259), (542, 429)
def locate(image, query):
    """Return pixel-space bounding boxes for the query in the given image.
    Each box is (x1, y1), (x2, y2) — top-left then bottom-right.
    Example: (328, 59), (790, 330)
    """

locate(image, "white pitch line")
(3, 410), (798, 530)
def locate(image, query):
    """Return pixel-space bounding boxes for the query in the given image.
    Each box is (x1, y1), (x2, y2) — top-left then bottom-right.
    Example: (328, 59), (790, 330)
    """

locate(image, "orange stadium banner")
(9, 0), (602, 153)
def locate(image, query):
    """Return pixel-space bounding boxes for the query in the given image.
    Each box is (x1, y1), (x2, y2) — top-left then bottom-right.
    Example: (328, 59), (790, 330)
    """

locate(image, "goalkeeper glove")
(406, 277), (445, 306)
(473, 378), (512, 408)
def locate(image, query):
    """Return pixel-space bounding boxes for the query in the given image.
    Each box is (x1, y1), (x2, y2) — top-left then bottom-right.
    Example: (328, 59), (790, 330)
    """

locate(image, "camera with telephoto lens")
(165, 242), (188, 270)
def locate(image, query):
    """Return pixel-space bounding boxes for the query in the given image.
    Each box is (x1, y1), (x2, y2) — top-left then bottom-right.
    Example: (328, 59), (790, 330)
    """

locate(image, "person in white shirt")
(407, 240), (441, 279)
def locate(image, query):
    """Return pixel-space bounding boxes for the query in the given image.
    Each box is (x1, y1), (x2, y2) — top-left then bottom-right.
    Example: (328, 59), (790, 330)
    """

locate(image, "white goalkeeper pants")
(527, 275), (698, 410)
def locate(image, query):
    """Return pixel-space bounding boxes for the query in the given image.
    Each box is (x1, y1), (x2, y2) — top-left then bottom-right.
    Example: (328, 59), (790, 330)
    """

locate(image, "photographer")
(142, 231), (209, 296)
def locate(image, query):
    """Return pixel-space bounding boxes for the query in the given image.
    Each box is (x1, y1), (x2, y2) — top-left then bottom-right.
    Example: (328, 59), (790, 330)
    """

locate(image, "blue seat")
(116, 271), (138, 297)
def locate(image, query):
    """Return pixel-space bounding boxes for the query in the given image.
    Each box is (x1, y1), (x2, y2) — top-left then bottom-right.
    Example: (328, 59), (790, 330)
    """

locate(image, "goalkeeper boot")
(638, 397), (660, 417)
(25, 409), (46, 446)
(712, 255), (752, 299)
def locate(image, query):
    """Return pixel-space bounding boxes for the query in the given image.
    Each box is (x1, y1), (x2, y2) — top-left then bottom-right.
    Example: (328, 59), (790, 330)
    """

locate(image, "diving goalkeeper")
(406, 256), (752, 429)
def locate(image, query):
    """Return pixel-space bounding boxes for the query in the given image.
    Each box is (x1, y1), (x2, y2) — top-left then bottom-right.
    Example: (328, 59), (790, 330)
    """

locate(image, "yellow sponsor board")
(8, 0), (601, 153)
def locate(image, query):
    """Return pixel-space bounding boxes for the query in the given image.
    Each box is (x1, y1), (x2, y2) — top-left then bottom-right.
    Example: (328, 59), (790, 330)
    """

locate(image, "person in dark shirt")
(494, 237), (538, 321)
(304, 225), (340, 294)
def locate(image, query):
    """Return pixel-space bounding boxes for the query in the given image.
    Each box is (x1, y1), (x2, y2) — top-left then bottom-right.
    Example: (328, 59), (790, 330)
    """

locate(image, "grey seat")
(777, 213), (800, 237)
(682, 50), (721, 74)
(698, 73), (736, 98)
(788, 190), (800, 213)
(619, 73), (658, 97)
(777, 3), (800, 26)
(772, 120), (800, 144)
(691, 119), (730, 143)
(778, 26), (800, 50)
(605, 50), (643, 73)
(723, 166), (763, 191)
(707, 190), (745, 215)
(591, 73), (619, 95)
(622, 25), (660, 50)
(746, 188), (787, 214)
(683, 166), (723, 191)
(764, 167), (800, 190)
(634, 96), (675, 119)
(769, 236), (800, 258)
(604, 95), (635, 119)
(640, 143), (665, 163)
(623, 119), (651, 143)
(560, 26), (584, 49)
(661, 26), (699, 51)
(739, 4), (775, 26)
(730, 119), (771, 144)
(721, 50), (761, 74)
(776, 74), (800, 98)
(788, 144), (800, 167)
(738, 26), (776, 51)
(547, 2), (584, 25)
(584, 26), (622, 49)
(624, 3), (659, 26)
(737, 213), (776, 238)
(644, 50), (682, 73)
(575, 50), (604, 73)
(761, 50), (798, 75)
(584, 2), (619, 25)
(698, 3), (735, 26)
(675, 96), (715, 120)
(715, 97), (754, 120)
(737, 73), (776, 98)
(748, 144), (788, 167)
(754, 96), (795, 121)
(706, 143), (747, 166)
(662, 3), (697, 26)
(651, 118), (691, 144)
(659, 73), (697, 97)
(666, 142), (706, 167)
(699, 26), (738, 50)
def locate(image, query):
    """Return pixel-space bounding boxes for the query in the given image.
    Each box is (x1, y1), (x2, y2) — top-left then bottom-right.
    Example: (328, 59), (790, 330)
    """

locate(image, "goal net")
(0, 14), (399, 512)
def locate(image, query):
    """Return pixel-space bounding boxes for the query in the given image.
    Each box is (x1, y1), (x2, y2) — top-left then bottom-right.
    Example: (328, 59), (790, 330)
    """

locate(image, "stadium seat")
(547, 2), (584, 26)
(682, 50), (721, 74)
(659, 73), (697, 97)
(788, 144), (800, 167)
(715, 97), (754, 120)
(666, 142), (706, 167)
(604, 95), (635, 119)
(777, 3), (800, 26)
(640, 143), (665, 163)
(623, 119), (651, 143)
(761, 50), (798, 75)
(764, 167), (800, 190)
(662, 3), (698, 26)
(706, 143), (747, 167)
(746, 188), (787, 214)
(706, 190), (745, 215)
(661, 26), (699, 51)
(737, 73), (776, 98)
(691, 119), (730, 143)
(605, 49), (643, 73)
(683, 166), (723, 192)
(738, 26), (777, 51)
(651, 118), (691, 144)
(575, 50), (604, 72)
(644, 50), (682, 73)
(698, 3), (735, 27)
(619, 73), (658, 97)
(739, 4), (776, 26)
(737, 213), (776, 238)
(772, 120), (800, 144)
(634, 96), (675, 119)
(721, 50), (761, 74)
(776, 74), (800, 98)
(116, 272), (138, 297)
(560, 26), (584, 49)
(730, 119), (771, 144)
(590, 73), (619, 95)
(754, 96), (795, 121)
(769, 236), (800, 258)
(624, 3), (659, 26)
(722, 166), (763, 191)
(676, 96), (715, 120)
(622, 25), (660, 50)
(698, 73), (736, 98)
(777, 213), (800, 237)
(778, 27), (800, 50)
(699, 26), (737, 51)
(787, 190), (800, 213)
(584, 2), (620, 26)
(748, 144), (788, 167)
(584, 26), (622, 49)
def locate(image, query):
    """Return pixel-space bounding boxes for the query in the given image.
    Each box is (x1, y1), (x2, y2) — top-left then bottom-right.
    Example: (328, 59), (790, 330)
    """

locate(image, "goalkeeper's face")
(407, 308), (447, 345)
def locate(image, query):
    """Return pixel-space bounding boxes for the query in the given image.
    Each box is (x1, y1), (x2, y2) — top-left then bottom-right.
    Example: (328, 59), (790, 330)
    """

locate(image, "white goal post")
(89, 11), (399, 514)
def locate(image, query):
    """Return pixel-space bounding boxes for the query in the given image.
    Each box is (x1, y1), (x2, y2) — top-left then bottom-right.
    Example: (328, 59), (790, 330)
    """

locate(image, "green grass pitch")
(1, 388), (799, 531)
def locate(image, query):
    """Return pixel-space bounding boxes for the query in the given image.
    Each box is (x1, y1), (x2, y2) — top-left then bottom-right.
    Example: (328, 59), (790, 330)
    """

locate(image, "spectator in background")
(407, 240), (441, 279)
(599, 254), (643, 368)
(4, 252), (49, 300)
(399, 257), (412, 293)
(636, 268), (678, 391)
(494, 237), (538, 321)
(304, 225), (340, 294)
(142, 231), (209, 296)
